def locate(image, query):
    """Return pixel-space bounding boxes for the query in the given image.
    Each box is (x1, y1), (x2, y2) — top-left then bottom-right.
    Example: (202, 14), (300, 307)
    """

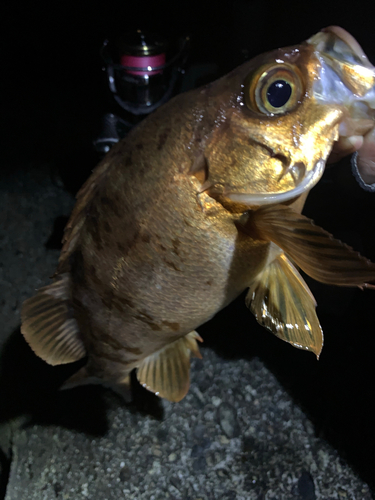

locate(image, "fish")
(21, 26), (375, 402)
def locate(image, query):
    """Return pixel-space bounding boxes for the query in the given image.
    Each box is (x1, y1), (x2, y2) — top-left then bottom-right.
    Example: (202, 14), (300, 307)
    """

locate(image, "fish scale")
(21, 26), (375, 402)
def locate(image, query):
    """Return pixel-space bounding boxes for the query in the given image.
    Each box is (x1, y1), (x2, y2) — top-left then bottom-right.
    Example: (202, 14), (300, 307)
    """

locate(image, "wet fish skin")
(21, 27), (375, 402)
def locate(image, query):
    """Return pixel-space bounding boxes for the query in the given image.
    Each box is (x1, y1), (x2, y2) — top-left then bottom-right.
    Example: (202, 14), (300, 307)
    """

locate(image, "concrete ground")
(0, 160), (374, 499)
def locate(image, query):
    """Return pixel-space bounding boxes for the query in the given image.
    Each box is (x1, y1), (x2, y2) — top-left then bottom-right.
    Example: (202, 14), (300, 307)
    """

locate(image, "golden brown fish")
(21, 26), (375, 402)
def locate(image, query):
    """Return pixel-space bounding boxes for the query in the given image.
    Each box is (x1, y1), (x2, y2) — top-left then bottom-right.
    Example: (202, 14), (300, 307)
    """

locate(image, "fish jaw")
(227, 158), (325, 206)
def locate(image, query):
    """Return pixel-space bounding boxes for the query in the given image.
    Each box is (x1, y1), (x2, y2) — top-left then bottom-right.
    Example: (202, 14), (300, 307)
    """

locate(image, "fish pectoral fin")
(246, 204), (375, 287)
(246, 253), (323, 358)
(21, 274), (86, 366)
(136, 331), (203, 403)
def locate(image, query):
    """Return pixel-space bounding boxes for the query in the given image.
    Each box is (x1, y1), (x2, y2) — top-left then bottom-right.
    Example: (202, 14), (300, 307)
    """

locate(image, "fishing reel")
(93, 29), (190, 154)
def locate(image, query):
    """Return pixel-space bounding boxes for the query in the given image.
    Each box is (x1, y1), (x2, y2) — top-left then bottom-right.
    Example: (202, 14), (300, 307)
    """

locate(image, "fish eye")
(266, 80), (292, 108)
(245, 64), (304, 115)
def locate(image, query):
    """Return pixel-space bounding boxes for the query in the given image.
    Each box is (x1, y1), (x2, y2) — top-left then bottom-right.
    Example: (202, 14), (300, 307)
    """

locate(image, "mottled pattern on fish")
(22, 27), (375, 402)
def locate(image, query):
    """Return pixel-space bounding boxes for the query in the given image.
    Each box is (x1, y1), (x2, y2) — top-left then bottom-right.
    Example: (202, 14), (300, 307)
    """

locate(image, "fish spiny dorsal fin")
(21, 274), (86, 365)
(247, 252), (323, 358)
(136, 331), (203, 402)
(243, 204), (375, 287)
(57, 156), (113, 273)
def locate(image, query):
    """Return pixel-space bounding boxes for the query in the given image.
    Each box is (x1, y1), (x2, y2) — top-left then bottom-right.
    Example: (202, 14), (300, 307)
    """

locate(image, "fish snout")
(309, 26), (375, 162)
(309, 26), (375, 97)
(321, 26), (373, 70)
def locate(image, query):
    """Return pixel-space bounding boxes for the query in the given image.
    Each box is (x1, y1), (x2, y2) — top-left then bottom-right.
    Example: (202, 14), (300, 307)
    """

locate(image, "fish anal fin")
(247, 253), (323, 358)
(136, 331), (203, 403)
(21, 274), (86, 366)
(245, 204), (375, 287)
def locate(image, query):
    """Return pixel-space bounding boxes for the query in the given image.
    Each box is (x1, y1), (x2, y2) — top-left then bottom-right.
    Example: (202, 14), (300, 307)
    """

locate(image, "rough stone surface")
(0, 164), (75, 350)
(4, 354), (374, 500)
(0, 165), (374, 500)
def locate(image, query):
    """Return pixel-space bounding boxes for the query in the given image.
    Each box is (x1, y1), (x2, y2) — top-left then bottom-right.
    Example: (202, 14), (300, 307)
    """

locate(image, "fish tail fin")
(21, 273), (87, 366)
(61, 366), (132, 402)
(60, 366), (91, 388)
(245, 204), (375, 287)
(247, 252), (323, 358)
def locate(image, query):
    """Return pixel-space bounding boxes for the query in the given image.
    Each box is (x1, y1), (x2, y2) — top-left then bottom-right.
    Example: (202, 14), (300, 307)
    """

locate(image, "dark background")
(2, 0), (375, 182)
(3, 0), (375, 178)
(2, 0), (375, 491)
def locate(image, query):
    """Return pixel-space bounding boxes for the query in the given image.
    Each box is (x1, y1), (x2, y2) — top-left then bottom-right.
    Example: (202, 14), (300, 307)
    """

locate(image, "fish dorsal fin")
(21, 274), (86, 366)
(136, 331), (203, 402)
(247, 252), (323, 357)
(57, 157), (112, 273)
(246, 204), (375, 287)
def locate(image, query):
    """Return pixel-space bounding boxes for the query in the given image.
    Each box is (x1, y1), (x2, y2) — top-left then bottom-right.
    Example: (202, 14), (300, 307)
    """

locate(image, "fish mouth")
(226, 159), (325, 206)
(308, 26), (375, 120)
(308, 27), (375, 170)
(311, 26), (373, 70)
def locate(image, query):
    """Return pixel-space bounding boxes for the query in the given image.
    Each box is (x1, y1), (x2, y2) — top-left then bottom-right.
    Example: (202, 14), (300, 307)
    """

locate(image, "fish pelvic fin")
(21, 274), (86, 366)
(244, 204), (375, 287)
(136, 331), (203, 403)
(247, 253), (323, 358)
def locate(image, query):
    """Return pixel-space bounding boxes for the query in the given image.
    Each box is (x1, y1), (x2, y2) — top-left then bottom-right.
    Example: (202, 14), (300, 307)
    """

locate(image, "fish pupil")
(266, 80), (292, 108)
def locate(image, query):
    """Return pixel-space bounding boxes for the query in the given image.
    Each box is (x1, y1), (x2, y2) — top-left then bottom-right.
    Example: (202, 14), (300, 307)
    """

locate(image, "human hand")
(355, 126), (375, 185)
(328, 125), (375, 185)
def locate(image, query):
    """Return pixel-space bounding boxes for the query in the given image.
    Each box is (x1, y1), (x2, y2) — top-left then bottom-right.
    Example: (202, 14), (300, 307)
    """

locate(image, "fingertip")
(347, 135), (364, 151)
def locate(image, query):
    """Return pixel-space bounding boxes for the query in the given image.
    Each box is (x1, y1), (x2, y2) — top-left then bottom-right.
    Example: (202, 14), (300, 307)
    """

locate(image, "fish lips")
(225, 159), (325, 207)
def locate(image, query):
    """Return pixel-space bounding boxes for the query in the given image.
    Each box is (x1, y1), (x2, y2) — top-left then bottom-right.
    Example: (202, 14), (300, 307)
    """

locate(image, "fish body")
(22, 27), (375, 402)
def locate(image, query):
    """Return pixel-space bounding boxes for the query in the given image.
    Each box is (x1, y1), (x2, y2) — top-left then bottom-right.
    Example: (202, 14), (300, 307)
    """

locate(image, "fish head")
(200, 26), (375, 209)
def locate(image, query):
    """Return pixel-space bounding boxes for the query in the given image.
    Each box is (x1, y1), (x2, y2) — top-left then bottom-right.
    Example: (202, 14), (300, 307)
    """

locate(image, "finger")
(328, 135), (363, 164)
(357, 127), (375, 184)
